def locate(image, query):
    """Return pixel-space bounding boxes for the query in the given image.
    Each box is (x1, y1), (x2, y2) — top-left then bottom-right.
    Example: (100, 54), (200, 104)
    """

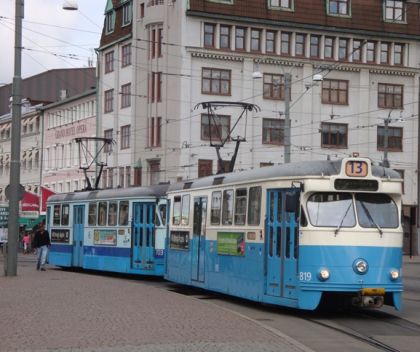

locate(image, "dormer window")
(105, 11), (115, 33)
(327, 0), (350, 16)
(268, 0), (293, 10)
(122, 1), (132, 26)
(384, 0), (406, 22)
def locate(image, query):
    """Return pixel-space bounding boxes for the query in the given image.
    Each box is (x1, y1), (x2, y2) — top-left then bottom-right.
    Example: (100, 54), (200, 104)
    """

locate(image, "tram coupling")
(351, 288), (385, 308)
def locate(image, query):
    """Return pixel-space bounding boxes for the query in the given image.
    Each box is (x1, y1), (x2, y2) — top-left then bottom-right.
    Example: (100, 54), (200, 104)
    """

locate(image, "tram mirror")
(285, 192), (299, 213)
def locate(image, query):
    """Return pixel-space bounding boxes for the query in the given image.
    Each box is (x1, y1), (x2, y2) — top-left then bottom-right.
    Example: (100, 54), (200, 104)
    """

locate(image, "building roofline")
(38, 88), (96, 111)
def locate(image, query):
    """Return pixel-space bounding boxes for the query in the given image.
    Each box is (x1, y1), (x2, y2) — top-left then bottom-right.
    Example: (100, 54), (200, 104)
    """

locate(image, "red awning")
(40, 186), (56, 212)
(21, 191), (40, 212)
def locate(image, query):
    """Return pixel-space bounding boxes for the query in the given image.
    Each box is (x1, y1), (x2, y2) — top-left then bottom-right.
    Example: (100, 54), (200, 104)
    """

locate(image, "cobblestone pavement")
(0, 254), (310, 352)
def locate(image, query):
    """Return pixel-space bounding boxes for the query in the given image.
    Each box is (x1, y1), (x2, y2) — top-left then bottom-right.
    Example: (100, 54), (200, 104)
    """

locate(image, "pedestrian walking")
(23, 232), (30, 254)
(33, 223), (51, 271)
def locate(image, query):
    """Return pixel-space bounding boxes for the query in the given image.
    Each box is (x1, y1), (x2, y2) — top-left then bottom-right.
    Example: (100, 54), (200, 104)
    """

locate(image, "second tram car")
(47, 185), (169, 276)
(165, 157), (403, 310)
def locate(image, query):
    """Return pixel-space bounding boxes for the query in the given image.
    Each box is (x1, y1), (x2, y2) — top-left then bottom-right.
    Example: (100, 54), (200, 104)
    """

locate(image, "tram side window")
(211, 191), (222, 225)
(119, 201), (129, 225)
(88, 203), (97, 226)
(181, 195), (190, 226)
(98, 202), (108, 226)
(157, 204), (167, 226)
(61, 204), (69, 226)
(248, 186), (261, 226)
(234, 188), (247, 225)
(108, 202), (118, 226)
(173, 196), (181, 225)
(222, 189), (234, 225)
(53, 205), (61, 226)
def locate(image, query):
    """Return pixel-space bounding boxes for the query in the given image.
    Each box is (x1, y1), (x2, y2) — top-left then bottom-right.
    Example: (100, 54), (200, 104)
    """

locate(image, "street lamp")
(5, 0), (78, 277)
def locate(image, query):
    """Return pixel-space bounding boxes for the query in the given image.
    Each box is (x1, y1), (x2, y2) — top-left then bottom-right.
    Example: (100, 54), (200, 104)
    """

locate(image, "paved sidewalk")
(0, 254), (309, 352)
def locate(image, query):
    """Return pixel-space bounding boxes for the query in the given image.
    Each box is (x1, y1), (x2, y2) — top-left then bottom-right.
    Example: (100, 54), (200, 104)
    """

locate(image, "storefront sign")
(94, 229), (117, 246)
(54, 124), (87, 139)
(217, 232), (245, 256)
(51, 229), (70, 243)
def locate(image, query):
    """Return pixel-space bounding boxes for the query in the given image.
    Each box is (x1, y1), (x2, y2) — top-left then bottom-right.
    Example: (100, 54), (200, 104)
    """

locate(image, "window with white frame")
(122, 1), (132, 26)
(384, 0), (405, 22)
(121, 83), (131, 108)
(268, 0), (293, 10)
(327, 0), (350, 16)
(105, 11), (115, 33)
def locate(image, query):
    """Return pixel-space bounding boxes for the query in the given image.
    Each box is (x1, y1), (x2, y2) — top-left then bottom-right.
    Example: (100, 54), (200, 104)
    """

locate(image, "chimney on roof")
(60, 89), (68, 100)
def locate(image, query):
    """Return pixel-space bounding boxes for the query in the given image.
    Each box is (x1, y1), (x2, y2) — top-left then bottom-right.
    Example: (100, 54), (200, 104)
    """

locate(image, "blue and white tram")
(165, 157), (403, 310)
(47, 185), (169, 276)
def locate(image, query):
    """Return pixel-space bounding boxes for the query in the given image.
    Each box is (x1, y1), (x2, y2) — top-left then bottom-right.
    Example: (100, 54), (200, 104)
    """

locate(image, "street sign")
(5, 184), (25, 201)
(0, 206), (8, 227)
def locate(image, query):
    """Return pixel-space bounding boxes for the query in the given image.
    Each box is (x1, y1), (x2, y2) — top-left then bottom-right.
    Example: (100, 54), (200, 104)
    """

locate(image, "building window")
(121, 125), (131, 149)
(118, 84), (130, 109)
(322, 79), (349, 105)
(295, 33), (306, 57)
(380, 42), (390, 64)
(122, 1), (132, 26)
(134, 167), (142, 186)
(104, 129), (113, 153)
(220, 25), (231, 49)
(394, 43), (404, 65)
(104, 89), (114, 113)
(151, 28), (156, 59)
(378, 83), (403, 109)
(235, 27), (246, 50)
(149, 117), (162, 147)
(280, 32), (291, 55)
(202, 68), (231, 95)
(204, 23), (216, 48)
(119, 167), (125, 187)
(352, 39), (362, 62)
(150, 72), (162, 102)
(328, 0), (350, 15)
(122, 44), (132, 67)
(201, 114), (230, 141)
(266, 30), (276, 53)
(105, 11), (115, 33)
(251, 29), (261, 52)
(149, 160), (160, 185)
(384, 0), (405, 22)
(198, 159), (213, 177)
(105, 51), (114, 73)
(263, 73), (284, 100)
(377, 126), (403, 151)
(126, 166), (131, 187)
(324, 37), (335, 60)
(140, 3), (145, 18)
(338, 38), (349, 61)
(367, 41), (376, 63)
(310, 35), (320, 58)
(108, 168), (114, 188)
(157, 28), (163, 57)
(262, 118), (285, 145)
(321, 122), (348, 148)
(269, 0), (293, 10)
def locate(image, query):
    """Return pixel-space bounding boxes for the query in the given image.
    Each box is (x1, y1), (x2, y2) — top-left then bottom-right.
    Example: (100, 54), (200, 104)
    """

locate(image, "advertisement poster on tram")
(94, 229), (117, 246)
(0, 206), (8, 243)
(217, 232), (245, 256)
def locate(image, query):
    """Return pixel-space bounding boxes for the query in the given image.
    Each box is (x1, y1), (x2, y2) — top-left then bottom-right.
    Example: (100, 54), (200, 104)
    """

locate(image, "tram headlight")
(318, 268), (330, 281)
(353, 259), (368, 275)
(390, 269), (399, 280)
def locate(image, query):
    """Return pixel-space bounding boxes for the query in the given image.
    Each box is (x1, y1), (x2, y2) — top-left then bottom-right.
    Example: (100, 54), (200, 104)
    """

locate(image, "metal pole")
(383, 113), (390, 168)
(417, 76), (420, 256)
(284, 72), (291, 163)
(6, 0), (24, 276)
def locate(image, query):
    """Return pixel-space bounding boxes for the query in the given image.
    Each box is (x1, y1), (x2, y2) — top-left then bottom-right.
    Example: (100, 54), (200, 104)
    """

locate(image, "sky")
(0, 0), (105, 85)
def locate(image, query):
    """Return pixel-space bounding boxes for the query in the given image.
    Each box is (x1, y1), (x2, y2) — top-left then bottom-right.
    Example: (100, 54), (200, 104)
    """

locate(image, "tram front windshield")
(307, 192), (398, 228)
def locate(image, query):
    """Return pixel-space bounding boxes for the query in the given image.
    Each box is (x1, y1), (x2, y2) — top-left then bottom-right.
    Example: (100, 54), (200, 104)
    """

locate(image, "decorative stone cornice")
(312, 64), (360, 72)
(254, 58), (304, 67)
(190, 50), (244, 62)
(369, 68), (416, 77)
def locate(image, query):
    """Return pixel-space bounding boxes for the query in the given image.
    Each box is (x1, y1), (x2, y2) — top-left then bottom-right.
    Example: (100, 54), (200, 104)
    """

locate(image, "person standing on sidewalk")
(22, 232), (30, 254)
(33, 223), (51, 271)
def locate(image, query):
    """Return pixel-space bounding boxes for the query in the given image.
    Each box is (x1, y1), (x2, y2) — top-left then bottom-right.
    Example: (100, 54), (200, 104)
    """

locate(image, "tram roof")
(47, 184), (170, 203)
(168, 159), (401, 192)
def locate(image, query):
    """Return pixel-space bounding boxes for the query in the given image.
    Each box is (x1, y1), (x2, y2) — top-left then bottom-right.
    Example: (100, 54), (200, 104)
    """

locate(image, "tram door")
(72, 205), (85, 267)
(132, 202), (155, 270)
(192, 197), (207, 282)
(265, 189), (299, 299)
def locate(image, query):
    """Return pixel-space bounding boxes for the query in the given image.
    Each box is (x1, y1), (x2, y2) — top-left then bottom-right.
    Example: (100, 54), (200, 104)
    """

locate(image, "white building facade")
(98, 0), (420, 252)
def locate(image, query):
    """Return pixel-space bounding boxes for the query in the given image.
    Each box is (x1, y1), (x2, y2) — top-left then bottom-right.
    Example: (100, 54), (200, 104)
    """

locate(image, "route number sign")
(345, 161), (368, 177)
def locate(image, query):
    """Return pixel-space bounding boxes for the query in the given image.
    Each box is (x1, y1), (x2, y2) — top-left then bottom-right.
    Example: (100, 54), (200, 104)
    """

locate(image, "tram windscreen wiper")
(359, 201), (383, 236)
(334, 202), (352, 235)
